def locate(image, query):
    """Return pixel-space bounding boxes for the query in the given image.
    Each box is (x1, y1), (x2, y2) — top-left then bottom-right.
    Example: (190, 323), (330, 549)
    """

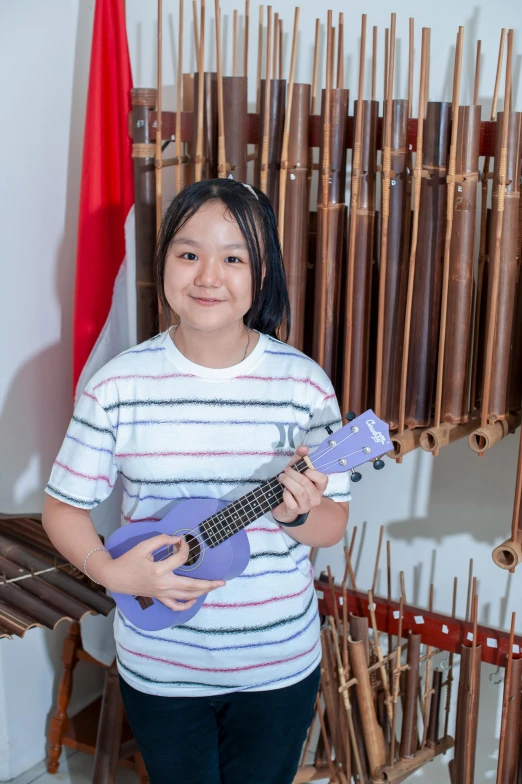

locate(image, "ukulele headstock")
(309, 410), (391, 478)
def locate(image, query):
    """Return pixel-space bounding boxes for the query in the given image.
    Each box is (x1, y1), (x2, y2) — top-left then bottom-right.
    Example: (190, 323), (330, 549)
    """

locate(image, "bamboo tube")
(311, 19), (320, 115)
(377, 737), (454, 783)
(260, 6), (272, 194)
(372, 25), (377, 101)
(390, 595), (405, 765)
(350, 612), (369, 664)
(372, 525), (384, 595)
(375, 13), (396, 418)
(194, 0), (206, 182)
(470, 29), (506, 410)
(328, 618), (353, 781)
(474, 40), (481, 106)
(256, 5), (263, 115)
(492, 530), (522, 570)
(155, 0), (163, 235)
(384, 28), (389, 100)
(408, 19), (414, 117)
(215, 2), (226, 177)
(342, 13), (367, 415)
(439, 102), (481, 426)
(337, 14), (344, 90)
(480, 29), (514, 428)
(400, 632), (421, 759)
(368, 590), (394, 727)
(497, 613), (519, 784)
(175, 0), (184, 195)
(349, 638), (387, 776)
(426, 669), (443, 747)
(397, 27), (429, 437)
(282, 82), (310, 350)
(443, 577), (458, 739)
(233, 9), (238, 75)
(273, 13), (278, 77)
(433, 27), (464, 435)
(279, 18), (283, 80)
(421, 585), (434, 747)
(244, 0), (249, 76)
(420, 417), (481, 453)
(469, 412), (520, 453)
(387, 427), (426, 459)
(278, 6), (300, 240)
(192, 0), (199, 57)
(380, 98), (409, 428)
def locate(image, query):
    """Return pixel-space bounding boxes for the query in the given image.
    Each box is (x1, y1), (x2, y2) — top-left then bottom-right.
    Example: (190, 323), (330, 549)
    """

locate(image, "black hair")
(154, 178), (291, 338)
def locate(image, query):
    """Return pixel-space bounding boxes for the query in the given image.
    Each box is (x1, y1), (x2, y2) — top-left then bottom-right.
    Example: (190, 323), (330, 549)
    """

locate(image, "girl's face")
(164, 201), (254, 333)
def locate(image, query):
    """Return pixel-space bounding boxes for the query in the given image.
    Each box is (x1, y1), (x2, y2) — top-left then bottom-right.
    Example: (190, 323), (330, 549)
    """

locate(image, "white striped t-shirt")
(46, 329), (351, 697)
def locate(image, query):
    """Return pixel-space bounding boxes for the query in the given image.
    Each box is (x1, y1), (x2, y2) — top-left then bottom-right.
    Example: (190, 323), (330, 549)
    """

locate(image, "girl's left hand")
(271, 445), (329, 524)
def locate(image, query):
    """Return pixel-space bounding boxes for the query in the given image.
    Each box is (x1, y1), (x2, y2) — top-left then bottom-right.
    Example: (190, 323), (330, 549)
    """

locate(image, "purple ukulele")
(106, 410), (391, 631)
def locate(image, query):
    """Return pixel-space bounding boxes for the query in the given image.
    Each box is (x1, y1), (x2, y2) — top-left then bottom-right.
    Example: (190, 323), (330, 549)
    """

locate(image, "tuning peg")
(350, 469), (362, 482)
(372, 459), (385, 470)
(345, 411), (356, 422)
(325, 425), (333, 435)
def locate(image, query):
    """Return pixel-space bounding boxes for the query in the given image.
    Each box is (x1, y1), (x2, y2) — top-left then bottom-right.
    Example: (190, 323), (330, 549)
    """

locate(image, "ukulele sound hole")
(183, 534), (201, 566)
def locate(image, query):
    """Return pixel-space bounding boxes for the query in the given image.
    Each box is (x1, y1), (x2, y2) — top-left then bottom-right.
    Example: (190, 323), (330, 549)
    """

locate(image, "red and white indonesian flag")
(73, 0), (136, 403)
(73, 0), (135, 664)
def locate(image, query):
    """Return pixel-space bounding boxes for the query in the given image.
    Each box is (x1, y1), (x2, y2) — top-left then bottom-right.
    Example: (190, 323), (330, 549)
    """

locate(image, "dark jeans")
(119, 665), (320, 784)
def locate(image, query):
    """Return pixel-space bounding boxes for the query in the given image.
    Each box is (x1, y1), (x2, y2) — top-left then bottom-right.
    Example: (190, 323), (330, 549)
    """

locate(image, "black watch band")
(273, 511), (310, 528)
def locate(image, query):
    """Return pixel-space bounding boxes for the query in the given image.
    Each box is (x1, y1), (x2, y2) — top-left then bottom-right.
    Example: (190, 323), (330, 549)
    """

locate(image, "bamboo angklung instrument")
(215, 2), (226, 178)
(375, 13), (396, 419)
(278, 6), (300, 240)
(342, 13), (367, 418)
(175, 0), (184, 194)
(280, 8), (310, 351)
(131, 87), (159, 341)
(349, 637), (386, 777)
(194, 0), (206, 182)
(470, 29), (506, 413)
(405, 96), (451, 429)
(394, 26), (429, 457)
(155, 0), (163, 235)
(497, 614), (522, 784)
(426, 668), (443, 747)
(436, 29), (479, 430)
(400, 632), (421, 759)
(452, 587), (481, 783)
(480, 105), (522, 419)
(222, 41), (248, 181)
(313, 15), (349, 383)
(476, 29), (515, 432)
(492, 378), (522, 570)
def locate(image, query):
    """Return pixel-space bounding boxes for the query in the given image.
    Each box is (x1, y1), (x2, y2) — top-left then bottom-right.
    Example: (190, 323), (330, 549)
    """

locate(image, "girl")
(43, 179), (350, 783)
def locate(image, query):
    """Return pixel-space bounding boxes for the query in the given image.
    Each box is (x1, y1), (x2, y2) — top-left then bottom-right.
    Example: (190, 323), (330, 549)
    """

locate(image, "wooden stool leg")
(92, 661), (124, 784)
(134, 751), (150, 783)
(47, 621), (81, 773)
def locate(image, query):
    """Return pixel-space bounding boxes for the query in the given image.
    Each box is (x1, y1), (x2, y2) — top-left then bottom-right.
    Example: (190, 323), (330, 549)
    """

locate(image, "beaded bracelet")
(83, 546), (111, 584)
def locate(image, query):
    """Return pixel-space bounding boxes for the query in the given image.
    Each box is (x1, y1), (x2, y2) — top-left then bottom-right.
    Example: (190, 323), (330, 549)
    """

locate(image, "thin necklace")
(172, 326), (251, 363)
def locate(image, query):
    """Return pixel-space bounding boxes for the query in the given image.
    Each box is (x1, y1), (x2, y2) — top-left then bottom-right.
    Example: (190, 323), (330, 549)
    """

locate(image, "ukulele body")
(106, 498), (251, 631)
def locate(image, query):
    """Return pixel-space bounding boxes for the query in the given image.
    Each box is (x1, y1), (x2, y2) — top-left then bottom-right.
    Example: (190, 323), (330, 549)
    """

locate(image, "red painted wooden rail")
(315, 580), (521, 668)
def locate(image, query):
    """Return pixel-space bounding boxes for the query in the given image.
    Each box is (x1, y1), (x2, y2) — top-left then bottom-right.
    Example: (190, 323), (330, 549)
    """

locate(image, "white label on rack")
(368, 603), (376, 611)
(442, 625), (449, 634)
(414, 615), (425, 625)
(467, 632), (474, 642)
(393, 610), (400, 619)
(339, 596), (343, 606)
(513, 644), (520, 654)
(316, 589), (324, 600)
(487, 638), (498, 648)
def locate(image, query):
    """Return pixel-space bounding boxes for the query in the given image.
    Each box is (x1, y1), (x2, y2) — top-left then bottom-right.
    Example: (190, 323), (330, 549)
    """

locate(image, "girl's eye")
(181, 252), (198, 261)
(224, 256), (242, 264)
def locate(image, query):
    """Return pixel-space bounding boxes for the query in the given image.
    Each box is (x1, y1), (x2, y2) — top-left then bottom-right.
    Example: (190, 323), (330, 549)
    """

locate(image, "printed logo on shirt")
(273, 423), (299, 450)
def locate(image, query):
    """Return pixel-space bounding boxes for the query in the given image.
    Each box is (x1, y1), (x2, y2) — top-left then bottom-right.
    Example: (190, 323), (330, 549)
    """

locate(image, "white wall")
(1, 0), (521, 780)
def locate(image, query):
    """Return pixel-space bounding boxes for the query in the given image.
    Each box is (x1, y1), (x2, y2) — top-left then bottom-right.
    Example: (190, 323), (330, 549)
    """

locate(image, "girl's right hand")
(100, 534), (226, 612)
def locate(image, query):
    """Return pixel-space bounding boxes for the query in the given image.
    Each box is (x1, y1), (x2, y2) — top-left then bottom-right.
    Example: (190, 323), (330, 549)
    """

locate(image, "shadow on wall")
(387, 431), (520, 545)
